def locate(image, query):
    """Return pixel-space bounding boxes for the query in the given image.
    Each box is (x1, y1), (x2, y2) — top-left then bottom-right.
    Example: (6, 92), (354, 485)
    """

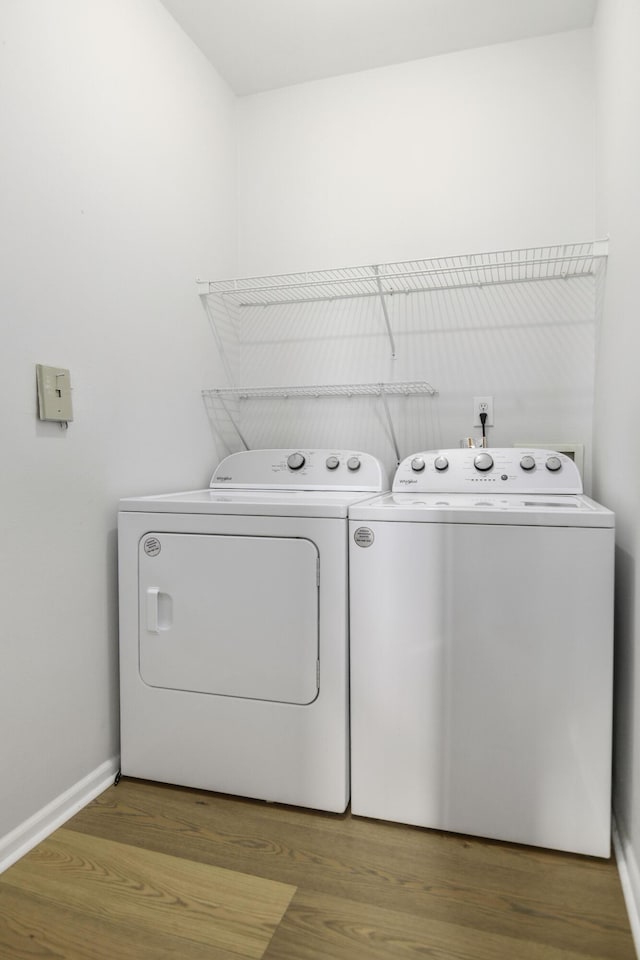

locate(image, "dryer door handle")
(145, 588), (173, 633)
(146, 587), (159, 633)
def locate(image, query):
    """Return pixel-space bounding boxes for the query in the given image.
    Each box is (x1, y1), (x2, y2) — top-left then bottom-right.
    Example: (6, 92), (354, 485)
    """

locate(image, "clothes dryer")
(119, 448), (388, 813)
(349, 448), (614, 856)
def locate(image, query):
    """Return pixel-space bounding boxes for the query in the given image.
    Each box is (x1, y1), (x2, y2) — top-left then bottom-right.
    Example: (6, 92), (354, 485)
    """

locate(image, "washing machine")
(349, 448), (614, 856)
(118, 448), (387, 813)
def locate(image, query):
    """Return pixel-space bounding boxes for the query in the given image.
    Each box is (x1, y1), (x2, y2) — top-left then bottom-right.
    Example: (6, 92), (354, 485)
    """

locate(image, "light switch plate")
(36, 364), (73, 422)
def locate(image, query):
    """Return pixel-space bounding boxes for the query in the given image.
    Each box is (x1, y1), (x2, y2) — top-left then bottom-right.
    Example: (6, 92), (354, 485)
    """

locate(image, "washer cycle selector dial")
(474, 452), (494, 472)
(520, 455), (536, 471)
(287, 452), (306, 471)
(411, 457), (426, 472)
(325, 456), (340, 470)
(546, 456), (562, 472)
(434, 456), (449, 472)
(347, 456), (361, 471)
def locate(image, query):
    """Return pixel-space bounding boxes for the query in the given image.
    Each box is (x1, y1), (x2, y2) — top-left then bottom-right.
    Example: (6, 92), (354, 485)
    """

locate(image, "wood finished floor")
(0, 778), (635, 960)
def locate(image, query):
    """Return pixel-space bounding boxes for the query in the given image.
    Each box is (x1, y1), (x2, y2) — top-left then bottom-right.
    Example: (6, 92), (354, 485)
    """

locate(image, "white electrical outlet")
(473, 396), (494, 426)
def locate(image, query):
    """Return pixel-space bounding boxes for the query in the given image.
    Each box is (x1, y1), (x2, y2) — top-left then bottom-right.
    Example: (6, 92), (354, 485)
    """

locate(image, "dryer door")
(138, 533), (319, 704)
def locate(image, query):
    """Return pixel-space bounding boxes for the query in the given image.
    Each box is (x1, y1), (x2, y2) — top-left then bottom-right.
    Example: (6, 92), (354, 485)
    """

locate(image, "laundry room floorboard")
(1, 777), (635, 960)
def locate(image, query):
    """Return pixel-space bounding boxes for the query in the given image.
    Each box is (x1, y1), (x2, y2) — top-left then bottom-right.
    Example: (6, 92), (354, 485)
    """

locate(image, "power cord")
(479, 410), (487, 445)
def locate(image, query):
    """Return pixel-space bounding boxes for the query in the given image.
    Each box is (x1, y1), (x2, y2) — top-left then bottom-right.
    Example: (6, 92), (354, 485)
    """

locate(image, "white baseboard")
(613, 815), (640, 959)
(0, 756), (120, 875)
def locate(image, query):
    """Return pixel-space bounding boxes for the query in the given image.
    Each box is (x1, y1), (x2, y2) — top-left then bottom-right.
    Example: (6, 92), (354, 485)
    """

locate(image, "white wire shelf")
(202, 381), (437, 463)
(202, 380), (437, 401)
(198, 240), (607, 454)
(197, 240), (608, 306)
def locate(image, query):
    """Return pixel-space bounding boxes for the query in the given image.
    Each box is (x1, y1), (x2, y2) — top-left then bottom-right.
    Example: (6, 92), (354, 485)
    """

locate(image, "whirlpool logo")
(398, 478), (418, 485)
(215, 475), (233, 481)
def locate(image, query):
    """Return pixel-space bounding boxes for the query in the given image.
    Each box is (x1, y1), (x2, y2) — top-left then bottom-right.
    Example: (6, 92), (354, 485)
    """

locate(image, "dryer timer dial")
(287, 452), (306, 470)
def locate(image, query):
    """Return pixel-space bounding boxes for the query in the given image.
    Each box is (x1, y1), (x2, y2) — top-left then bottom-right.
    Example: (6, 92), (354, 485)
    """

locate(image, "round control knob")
(434, 456), (449, 472)
(474, 452), (494, 472)
(287, 452), (306, 471)
(411, 457), (426, 472)
(325, 456), (340, 470)
(546, 455), (562, 472)
(520, 455), (536, 472)
(347, 456), (361, 471)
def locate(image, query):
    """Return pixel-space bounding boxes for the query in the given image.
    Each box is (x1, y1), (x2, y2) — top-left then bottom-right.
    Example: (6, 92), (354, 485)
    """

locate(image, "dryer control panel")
(210, 449), (388, 492)
(393, 448), (583, 495)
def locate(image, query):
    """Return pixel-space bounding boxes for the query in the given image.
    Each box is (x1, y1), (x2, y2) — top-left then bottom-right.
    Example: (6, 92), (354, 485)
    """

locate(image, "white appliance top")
(119, 449), (389, 519)
(349, 491), (614, 527)
(348, 449), (614, 528)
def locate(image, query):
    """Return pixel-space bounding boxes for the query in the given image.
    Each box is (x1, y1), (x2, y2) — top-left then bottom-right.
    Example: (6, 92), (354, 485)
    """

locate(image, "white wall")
(594, 0), (640, 943)
(237, 30), (594, 274)
(0, 0), (236, 858)
(229, 31), (598, 480)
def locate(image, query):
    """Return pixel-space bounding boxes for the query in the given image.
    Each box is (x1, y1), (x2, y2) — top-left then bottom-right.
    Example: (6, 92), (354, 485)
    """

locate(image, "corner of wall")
(0, 757), (120, 875)
(613, 814), (640, 958)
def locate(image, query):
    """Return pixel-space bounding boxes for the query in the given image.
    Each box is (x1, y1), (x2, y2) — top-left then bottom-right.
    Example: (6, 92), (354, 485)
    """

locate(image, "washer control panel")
(210, 449), (388, 491)
(394, 448), (582, 494)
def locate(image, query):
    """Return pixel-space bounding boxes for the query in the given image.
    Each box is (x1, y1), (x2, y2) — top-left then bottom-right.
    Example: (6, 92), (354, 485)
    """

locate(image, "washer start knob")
(347, 456), (361, 471)
(411, 457), (426, 472)
(520, 455), (536, 471)
(434, 456), (449, 472)
(546, 455), (562, 472)
(287, 452), (306, 471)
(474, 452), (494, 472)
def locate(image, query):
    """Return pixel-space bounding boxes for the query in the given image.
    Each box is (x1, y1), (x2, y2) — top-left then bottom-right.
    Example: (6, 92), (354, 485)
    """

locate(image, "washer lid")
(349, 492), (615, 527)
